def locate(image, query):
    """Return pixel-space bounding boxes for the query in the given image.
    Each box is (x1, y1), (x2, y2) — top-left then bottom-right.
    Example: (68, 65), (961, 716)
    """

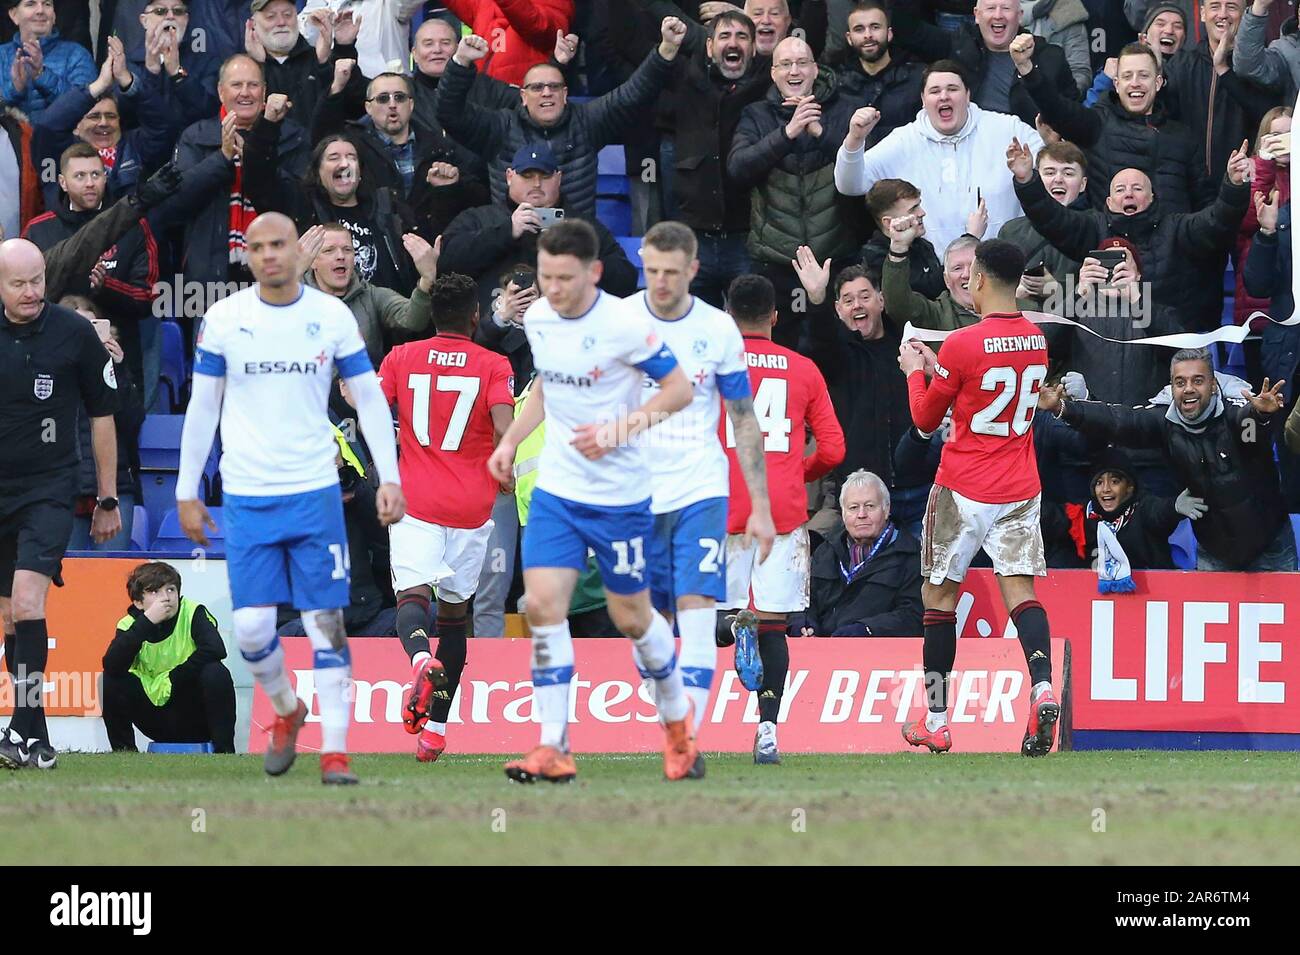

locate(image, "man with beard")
(243, 0), (360, 127)
(24, 144), (160, 410)
(1013, 37), (1209, 213)
(312, 63), (489, 238)
(1162, 0), (1279, 179)
(1041, 348), (1295, 571)
(667, 10), (771, 308)
(836, 1), (925, 149)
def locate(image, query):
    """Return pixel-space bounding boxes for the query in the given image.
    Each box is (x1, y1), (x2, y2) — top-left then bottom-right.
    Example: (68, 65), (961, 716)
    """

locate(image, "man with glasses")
(727, 36), (864, 348)
(114, 1), (221, 129)
(436, 16), (688, 218)
(312, 63), (489, 240)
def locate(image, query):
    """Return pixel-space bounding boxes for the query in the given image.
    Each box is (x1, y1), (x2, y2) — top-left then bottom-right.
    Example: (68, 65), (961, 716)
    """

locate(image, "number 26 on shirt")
(971, 364), (1046, 437)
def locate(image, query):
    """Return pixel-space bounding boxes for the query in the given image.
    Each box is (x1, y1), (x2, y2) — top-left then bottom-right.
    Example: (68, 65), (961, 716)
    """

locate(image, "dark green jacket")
(727, 68), (862, 265)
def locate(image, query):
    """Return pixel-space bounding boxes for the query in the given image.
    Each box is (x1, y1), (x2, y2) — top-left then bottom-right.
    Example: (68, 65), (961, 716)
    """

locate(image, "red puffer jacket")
(444, 0), (574, 86)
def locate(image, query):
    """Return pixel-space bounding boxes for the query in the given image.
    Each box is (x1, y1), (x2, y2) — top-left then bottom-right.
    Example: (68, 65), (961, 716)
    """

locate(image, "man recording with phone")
(440, 143), (638, 347)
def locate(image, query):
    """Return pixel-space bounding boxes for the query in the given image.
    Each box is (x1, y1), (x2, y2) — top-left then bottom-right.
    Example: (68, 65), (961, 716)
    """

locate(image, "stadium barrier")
(6, 559), (1299, 751)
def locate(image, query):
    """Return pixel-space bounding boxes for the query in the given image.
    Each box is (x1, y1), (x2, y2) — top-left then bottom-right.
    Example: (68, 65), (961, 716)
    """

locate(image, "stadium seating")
(146, 742), (215, 754)
(597, 197), (633, 236)
(597, 144), (629, 197)
(138, 415), (185, 470)
(152, 506), (224, 556)
(155, 320), (189, 413)
(131, 505), (150, 552)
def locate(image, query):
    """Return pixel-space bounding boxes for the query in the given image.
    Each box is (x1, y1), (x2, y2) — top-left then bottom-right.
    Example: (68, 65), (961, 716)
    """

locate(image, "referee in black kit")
(0, 238), (121, 770)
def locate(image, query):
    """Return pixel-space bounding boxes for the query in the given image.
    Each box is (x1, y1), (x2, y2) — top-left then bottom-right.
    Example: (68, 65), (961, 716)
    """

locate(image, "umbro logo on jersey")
(581, 335), (596, 350)
(306, 322), (320, 337)
(692, 338), (707, 356)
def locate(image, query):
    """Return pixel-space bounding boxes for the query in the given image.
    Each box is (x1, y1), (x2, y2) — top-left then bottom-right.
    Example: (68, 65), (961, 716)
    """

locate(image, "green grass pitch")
(3, 751), (1298, 865)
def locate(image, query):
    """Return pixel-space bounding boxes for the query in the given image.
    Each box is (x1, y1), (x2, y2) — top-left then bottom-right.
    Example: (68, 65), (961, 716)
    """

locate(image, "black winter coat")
(1020, 64), (1210, 214)
(807, 529), (924, 636)
(412, 66), (520, 137)
(259, 35), (355, 129)
(835, 54), (927, 149)
(889, 11), (1079, 127)
(172, 115), (310, 287)
(1060, 399), (1287, 568)
(862, 230), (944, 300)
(1062, 495), (1181, 571)
(1243, 205), (1300, 404)
(805, 297), (911, 487)
(668, 46), (771, 234)
(1162, 37), (1280, 182)
(1013, 171), (1249, 333)
(310, 90), (490, 239)
(440, 200), (638, 344)
(436, 48), (677, 217)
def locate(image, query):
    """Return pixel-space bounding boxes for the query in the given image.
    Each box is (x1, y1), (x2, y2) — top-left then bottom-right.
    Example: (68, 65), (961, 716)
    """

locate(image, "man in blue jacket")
(0, 0), (95, 120)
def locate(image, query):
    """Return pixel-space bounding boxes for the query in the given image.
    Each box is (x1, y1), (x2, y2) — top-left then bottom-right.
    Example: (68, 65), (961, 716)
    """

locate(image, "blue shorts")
(649, 497), (727, 611)
(521, 489), (653, 596)
(224, 485), (350, 611)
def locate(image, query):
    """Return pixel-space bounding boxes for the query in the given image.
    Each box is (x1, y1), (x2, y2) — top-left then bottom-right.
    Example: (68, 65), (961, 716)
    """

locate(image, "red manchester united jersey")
(379, 332), (515, 528)
(722, 335), (846, 535)
(907, 312), (1047, 504)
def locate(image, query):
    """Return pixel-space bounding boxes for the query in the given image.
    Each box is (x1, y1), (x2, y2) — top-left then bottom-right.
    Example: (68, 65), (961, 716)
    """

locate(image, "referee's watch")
(96, 496), (119, 512)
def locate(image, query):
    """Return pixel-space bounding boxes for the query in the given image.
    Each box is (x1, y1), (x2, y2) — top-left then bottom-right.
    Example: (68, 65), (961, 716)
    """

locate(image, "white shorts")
(921, 485), (1046, 585)
(389, 514), (495, 601)
(721, 527), (810, 614)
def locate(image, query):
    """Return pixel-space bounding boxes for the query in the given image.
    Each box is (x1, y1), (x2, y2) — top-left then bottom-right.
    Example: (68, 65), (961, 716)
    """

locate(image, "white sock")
(303, 611), (351, 754)
(1032, 680), (1052, 702)
(233, 606), (299, 716)
(632, 612), (688, 724)
(926, 711), (948, 732)
(676, 606), (718, 739)
(530, 622), (574, 751)
(427, 721), (447, 736)
(412, 651), (431, 671)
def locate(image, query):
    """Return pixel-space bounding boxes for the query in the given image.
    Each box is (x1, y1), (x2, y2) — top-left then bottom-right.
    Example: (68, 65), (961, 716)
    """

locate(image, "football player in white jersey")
(176, 213), (405, 785)
(627, 222), (775, 767)
(487, 220), (696, 783)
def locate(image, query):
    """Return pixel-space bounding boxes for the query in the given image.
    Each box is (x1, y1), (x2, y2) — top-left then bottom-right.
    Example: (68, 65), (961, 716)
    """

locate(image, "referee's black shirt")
(0, 302), (121, 481)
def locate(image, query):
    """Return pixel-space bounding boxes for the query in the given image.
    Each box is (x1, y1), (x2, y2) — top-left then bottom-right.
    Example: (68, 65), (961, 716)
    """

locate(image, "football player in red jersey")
(378, 273), (516, 763)
(898, 237), (1060, 757)
(720, 275), (845, 763)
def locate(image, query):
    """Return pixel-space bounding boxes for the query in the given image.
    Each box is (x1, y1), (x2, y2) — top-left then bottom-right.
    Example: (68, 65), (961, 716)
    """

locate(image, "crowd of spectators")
(5, 0), (1300, 642)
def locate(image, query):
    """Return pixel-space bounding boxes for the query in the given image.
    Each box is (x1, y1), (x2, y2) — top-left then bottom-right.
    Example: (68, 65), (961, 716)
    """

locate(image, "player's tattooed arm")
(725, 396), (770, 506)
(725, 396), (776, 561)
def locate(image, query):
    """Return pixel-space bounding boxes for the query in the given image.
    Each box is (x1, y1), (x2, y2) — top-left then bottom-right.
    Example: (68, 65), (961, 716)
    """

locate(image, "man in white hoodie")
(835, 59), (1044, 255)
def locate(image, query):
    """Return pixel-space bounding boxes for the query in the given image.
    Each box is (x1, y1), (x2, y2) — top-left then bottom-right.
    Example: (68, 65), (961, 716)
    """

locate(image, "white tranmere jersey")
(193, 284), (372, 496)
(523, 290), (679, 507)
(627, 293), (751, 513)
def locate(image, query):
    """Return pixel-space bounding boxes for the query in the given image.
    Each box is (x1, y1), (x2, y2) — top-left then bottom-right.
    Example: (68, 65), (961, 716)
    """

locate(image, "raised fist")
(454, 34), (489, 67)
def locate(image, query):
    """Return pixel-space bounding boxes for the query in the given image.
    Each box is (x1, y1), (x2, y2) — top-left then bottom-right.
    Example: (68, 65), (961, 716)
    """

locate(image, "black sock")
(11, 619), (49, 741)
(395, 593), (432, 663)
(1011, 600), (1053, 686)
(430, 616), (468, 724)
(922, 609), (957, 713)
(756, 621), (788, 724)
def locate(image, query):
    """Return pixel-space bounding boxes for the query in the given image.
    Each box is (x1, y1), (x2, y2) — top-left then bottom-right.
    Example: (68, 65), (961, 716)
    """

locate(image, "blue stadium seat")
(597, 197), (632, 237)
(598, 144), (625, 175)
(1168, 518), (1196, 570)
(1291, 514), (1300, 555)
(158, 320), (188, 412)
(131, 505), (150, 552)
(140, 470), (178, 537)
(139, 414), (185, 469)
(146, 742), (214, 754)
(153, 506), (224, 556)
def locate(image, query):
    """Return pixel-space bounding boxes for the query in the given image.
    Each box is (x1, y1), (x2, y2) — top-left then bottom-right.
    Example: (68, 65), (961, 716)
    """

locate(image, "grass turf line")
(2, 752), (1298, 865)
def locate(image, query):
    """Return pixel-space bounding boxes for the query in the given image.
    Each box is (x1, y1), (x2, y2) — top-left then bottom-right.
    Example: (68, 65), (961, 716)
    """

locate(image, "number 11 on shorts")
(611, 537), (645, 581)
